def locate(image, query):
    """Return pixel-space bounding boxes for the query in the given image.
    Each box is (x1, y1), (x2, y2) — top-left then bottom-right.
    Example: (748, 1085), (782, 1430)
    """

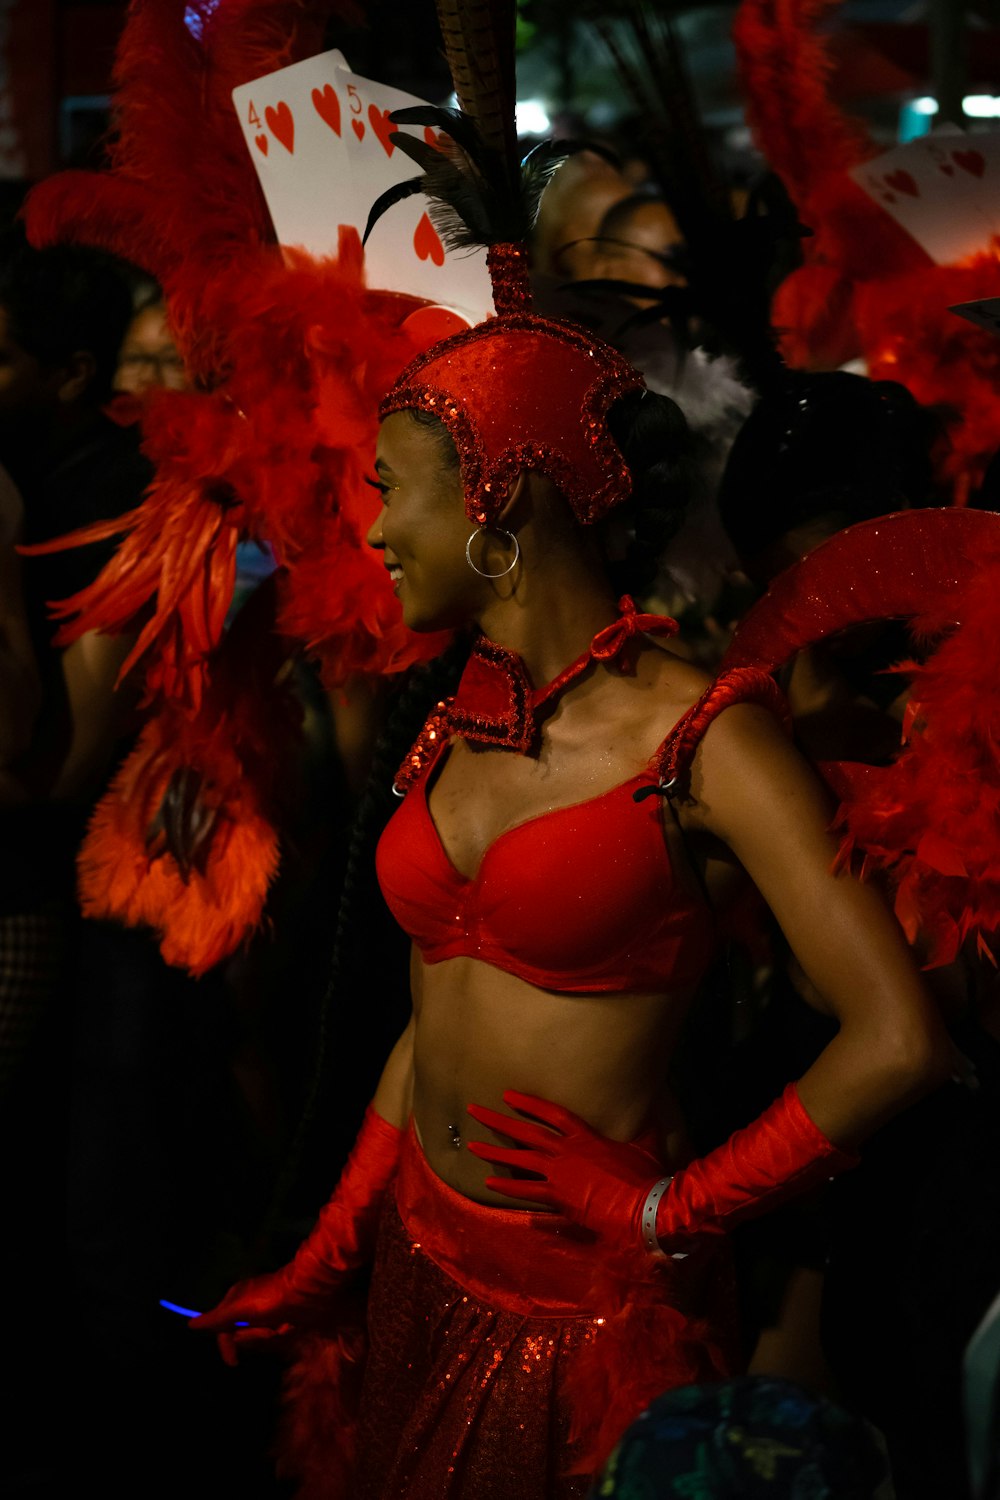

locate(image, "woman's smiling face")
(367, 410), (484, 632)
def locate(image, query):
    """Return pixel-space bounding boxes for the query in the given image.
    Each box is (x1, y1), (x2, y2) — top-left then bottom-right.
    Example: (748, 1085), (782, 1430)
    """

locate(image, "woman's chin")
(399, 592), (469, 635)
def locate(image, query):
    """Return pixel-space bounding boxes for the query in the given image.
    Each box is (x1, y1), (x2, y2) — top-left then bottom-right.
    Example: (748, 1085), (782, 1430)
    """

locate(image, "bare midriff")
(409, 948), (697, 1207)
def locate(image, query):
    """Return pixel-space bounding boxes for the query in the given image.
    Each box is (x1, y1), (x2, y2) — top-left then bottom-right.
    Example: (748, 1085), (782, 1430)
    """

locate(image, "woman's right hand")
(192, 1269), (366, 1365)
(190, 1273), (298, 1366)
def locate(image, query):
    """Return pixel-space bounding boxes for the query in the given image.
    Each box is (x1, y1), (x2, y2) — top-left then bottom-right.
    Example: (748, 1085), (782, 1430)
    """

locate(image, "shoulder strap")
(652, 667), (790, 793)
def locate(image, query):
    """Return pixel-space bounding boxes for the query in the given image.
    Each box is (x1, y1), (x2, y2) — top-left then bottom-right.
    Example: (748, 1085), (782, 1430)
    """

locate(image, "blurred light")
(963, 95), (1000, 118)
(899, 97), (938, 142)
(516, 100), (551, 136)
(184, 1), (220, 41)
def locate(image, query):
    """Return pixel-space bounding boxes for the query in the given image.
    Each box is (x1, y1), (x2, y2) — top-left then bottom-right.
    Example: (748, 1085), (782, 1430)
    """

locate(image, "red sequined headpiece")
(379, 242), (645, 527)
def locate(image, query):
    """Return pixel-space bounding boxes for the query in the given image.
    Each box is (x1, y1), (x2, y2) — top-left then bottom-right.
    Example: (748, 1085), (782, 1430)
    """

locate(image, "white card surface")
(851, 131), (1000, 265)
(232, 49), (493, 321)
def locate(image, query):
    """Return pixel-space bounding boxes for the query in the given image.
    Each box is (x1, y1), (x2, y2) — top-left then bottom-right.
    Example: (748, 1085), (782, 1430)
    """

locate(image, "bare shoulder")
(686, 698), (831, 838)
(632, 637), (713, 729)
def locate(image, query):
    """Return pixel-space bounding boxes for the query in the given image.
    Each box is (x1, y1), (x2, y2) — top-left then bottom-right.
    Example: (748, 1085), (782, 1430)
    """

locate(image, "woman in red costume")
(193, 205), (951, 1493)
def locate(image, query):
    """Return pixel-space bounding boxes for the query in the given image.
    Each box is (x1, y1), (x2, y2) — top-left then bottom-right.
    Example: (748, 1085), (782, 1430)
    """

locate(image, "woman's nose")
(366, 509), (384, 549)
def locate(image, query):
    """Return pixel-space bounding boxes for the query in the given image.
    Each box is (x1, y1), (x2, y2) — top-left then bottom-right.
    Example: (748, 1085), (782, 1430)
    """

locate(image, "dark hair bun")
(602, 387), (693, 596)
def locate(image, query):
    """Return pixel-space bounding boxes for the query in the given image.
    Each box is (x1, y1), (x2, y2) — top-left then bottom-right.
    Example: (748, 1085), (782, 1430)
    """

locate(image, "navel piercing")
(447, 1123), (462, 1149)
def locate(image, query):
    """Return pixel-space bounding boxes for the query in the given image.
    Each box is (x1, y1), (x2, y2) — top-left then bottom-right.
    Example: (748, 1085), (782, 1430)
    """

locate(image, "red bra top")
(375, 601), (787, 996)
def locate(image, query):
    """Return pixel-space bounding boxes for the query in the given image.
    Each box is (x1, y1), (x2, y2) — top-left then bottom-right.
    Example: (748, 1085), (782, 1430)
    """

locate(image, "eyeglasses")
(551, 236), (687, 280)
(118, 350), (186, 375)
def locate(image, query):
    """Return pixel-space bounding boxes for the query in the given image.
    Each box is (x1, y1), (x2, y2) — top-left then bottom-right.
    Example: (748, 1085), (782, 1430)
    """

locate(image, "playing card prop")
(232, 49), (494, 321)
(850, 130), (1000, 267)
(950, 297), (1000, 335)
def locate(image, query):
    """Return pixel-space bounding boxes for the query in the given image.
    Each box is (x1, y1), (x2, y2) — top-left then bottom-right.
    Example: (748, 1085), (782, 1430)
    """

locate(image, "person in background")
(0, 224), (149, 1499)
(589, 192), (686, 295)
(531, 149), (632, 280)
(114, 294), (187, 395)
(0, 225), (144, 1077)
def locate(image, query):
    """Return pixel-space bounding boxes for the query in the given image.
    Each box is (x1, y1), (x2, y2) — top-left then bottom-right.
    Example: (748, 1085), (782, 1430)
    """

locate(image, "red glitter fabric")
(348, 1125), (734, 1498)
(379, 312), (645, 527)
(377, 734), (715, 993)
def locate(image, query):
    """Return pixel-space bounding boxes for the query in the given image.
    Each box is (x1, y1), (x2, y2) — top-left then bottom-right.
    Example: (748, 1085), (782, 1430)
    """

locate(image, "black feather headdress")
(362, 0), (583, 312)
(363, 109), (571, 261)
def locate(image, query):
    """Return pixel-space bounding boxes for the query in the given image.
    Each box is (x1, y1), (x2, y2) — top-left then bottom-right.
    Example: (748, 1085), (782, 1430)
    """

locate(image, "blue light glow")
(184, 1), (221, 42)
(159, 1298), (248, 1326)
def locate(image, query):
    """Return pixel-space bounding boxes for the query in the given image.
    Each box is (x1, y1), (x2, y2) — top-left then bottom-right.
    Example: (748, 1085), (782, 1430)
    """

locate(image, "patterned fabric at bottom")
(594, 1376), (894, 1499)
(351, 1123), (735, 1500)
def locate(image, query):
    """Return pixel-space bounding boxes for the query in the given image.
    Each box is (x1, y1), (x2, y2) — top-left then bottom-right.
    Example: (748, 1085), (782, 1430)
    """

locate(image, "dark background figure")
(113, 289), (188, 396)
(0, 223), (149, 1497)
(713, 367), (1000, 1500)
(716, 370), (940, 763)
(0, 227), (282, 1500)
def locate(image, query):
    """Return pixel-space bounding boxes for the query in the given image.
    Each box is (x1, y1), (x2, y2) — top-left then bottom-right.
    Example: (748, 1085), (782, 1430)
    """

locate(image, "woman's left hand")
(466, 1090), (663, 1246)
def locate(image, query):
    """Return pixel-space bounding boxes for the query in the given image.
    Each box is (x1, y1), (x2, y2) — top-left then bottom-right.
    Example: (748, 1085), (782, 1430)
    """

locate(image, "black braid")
(273, 634), (471, 1218)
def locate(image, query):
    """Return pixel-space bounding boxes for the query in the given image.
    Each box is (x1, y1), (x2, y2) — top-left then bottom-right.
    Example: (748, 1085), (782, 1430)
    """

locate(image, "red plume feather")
(19, 0), (454, 968)
(725, 508), (1000, 966)
(734, 0), (1000, 499)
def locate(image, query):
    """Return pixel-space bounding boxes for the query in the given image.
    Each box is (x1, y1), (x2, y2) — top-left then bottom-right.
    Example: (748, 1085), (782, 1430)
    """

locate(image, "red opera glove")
(466, 1090), (664, 1246)
(192, 1104), (402, 1363)
(652, 1082), (858, 1253)
(467, 1085), (857, 1259)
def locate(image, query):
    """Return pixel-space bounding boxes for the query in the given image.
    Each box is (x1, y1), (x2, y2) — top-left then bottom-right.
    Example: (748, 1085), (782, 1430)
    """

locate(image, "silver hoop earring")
(465, 526), (520, 579)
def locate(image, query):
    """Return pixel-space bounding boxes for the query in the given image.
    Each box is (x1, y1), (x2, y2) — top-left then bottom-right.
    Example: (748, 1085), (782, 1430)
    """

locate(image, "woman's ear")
(495, 471), (527, 529)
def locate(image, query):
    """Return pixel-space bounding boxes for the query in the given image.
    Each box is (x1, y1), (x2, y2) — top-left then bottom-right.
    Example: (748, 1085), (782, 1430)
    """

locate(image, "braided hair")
(281, 635), (470, 1209)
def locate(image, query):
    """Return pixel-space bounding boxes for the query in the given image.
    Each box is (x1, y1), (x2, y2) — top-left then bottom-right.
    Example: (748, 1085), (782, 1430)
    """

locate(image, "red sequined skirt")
(346, 1124), (735, 1499)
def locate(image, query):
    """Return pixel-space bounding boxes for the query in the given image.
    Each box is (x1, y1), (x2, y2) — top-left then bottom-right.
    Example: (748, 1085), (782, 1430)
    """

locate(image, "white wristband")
(640, 1176), (673, 1259)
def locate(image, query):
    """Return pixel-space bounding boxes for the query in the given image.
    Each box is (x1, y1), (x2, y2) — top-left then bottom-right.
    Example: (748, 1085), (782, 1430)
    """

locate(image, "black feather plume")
(362, 102), (576, 257)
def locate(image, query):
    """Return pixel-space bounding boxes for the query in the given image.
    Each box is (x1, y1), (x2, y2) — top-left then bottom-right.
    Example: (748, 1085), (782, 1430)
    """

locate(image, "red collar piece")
(394, 597), (678, 793)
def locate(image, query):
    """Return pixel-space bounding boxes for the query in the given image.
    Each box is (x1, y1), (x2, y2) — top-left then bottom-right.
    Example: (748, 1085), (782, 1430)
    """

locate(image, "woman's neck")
(474, 568), (621, 688)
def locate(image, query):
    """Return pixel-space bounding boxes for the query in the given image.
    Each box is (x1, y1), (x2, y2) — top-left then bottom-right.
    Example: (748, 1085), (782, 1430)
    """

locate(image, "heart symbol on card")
(265, 101), (294, 154)
(312, 84), (341, 137)
(423, 125), (449, 153)
(352, 117), (365, 142)
(954, 149), (986, 178)
(413, 211), (445, 266)
(255, 133), (269, 155)
(884, 169), (919, 197)
(369, 106), (396, 158)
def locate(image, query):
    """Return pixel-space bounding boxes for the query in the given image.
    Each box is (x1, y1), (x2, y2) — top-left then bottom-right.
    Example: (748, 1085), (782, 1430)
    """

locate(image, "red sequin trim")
(654, 669), (791, 792)
(487, 242), (531, 315)
(392, 699), (454, 796)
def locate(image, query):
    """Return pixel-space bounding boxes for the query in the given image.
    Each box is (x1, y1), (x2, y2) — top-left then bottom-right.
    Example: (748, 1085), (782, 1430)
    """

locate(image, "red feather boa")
(78, 590), (301, 975)
(836, 529), (1000, 967)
